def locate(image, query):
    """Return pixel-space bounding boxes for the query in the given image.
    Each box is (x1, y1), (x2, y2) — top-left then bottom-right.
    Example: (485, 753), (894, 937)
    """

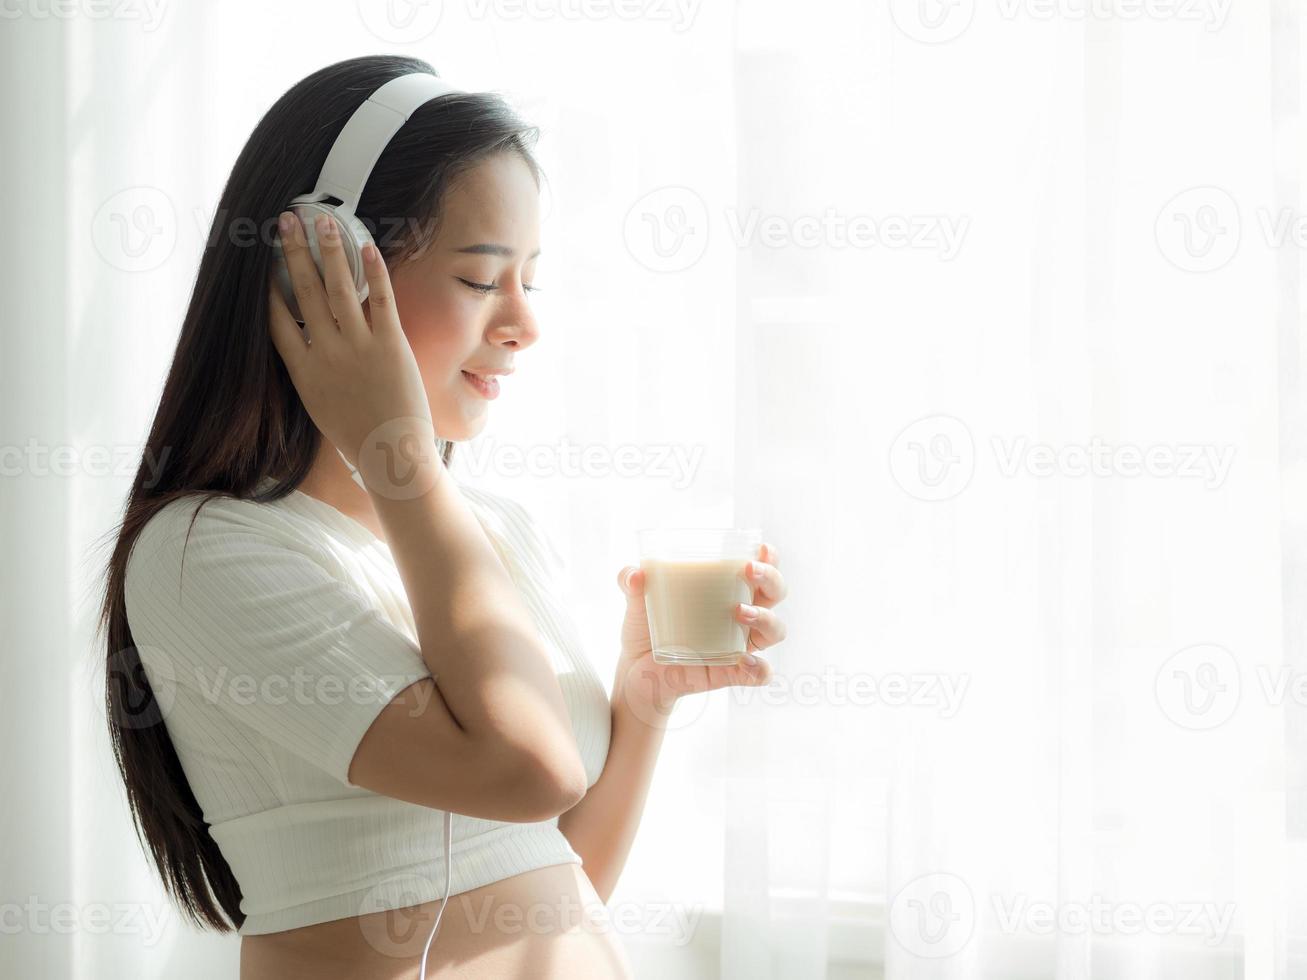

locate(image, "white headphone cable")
(418, 810), (453, 980)
(332, 451), (454, 975)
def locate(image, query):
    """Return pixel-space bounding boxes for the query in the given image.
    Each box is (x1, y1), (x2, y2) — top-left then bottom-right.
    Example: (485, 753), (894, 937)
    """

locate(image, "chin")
(433, 411), (488, 443)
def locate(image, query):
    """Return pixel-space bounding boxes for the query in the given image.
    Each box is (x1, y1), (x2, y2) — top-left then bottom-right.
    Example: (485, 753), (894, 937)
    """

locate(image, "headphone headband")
(275, 71), (461, 325)
(304, 73), (460, 213)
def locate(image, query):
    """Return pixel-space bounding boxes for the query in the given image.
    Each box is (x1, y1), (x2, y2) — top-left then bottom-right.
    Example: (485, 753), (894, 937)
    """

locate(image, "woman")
(98, 55), (788, 979)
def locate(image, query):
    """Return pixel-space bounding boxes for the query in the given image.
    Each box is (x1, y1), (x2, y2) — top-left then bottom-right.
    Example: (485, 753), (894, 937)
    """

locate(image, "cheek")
(392, 284), (480, 371)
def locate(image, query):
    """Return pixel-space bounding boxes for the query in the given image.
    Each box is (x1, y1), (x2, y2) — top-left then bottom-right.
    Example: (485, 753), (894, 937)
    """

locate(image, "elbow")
(510, 749), (589, 822)
(551, 758), (590, 813)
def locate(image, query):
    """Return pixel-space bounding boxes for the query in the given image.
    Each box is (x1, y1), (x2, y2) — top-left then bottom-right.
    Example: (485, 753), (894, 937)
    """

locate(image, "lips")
(461, 370), (502, 399)
(462, 366), (514, 377)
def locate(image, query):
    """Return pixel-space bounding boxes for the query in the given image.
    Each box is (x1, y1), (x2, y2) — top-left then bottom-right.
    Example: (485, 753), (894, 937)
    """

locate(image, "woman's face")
(368, 151), (542, 443)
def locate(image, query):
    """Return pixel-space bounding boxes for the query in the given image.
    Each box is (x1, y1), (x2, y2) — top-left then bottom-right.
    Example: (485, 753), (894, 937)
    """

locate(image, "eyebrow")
(454, 243), (542, 260)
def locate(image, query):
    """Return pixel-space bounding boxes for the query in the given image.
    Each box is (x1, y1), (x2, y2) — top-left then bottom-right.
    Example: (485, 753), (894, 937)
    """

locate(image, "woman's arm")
(368, 466), (588, 797)
(557, 675), (669, 904)
(271, 210), (588, 813)
(558, 552), (788, 903)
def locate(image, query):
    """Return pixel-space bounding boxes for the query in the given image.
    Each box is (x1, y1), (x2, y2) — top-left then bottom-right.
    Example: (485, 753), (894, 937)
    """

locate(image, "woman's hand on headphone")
(268, 210), (441, 494)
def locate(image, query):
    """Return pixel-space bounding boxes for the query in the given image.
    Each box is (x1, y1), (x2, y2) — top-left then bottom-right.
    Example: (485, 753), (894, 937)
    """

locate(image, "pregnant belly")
(240, 862), (634, 980)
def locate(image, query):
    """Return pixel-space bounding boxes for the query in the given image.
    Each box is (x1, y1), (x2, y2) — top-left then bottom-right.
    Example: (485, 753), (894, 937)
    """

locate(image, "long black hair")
(95, 54), (542, 931)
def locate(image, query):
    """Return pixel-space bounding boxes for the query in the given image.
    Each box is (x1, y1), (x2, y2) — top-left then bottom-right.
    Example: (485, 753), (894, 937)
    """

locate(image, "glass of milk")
(637, 528), (763, 666)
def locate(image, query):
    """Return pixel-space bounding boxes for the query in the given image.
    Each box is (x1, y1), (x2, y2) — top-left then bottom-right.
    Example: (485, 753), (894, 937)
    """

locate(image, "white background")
(1, 0), (1304, 977)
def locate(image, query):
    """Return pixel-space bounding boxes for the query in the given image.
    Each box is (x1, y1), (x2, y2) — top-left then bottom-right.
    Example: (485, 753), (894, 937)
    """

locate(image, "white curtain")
(2, 1), (1304, 978)
(718, 1), (1305, 978)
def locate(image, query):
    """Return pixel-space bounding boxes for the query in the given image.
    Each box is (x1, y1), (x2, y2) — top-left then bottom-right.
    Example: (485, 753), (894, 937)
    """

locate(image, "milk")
(640, 557), (753, 666)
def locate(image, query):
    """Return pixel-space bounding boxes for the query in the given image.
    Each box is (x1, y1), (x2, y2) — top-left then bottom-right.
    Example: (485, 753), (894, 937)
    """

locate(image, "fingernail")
(739, 604), (758, 622)
(278, 211), (293, 233)
(749, 561), (763, 578)
(743, 653), (759, 666)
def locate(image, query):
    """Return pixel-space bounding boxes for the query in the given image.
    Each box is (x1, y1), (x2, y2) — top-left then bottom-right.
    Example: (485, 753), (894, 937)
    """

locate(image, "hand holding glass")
(637, 528), (763, 666)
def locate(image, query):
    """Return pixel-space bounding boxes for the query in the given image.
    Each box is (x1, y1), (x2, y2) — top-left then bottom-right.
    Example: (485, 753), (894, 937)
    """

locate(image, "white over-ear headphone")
(273, 71), (459, 979)
(272, 72), (460, 324)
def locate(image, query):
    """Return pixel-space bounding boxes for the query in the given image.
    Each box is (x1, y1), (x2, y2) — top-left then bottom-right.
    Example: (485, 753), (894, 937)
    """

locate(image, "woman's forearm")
(557, 679), (668, 903)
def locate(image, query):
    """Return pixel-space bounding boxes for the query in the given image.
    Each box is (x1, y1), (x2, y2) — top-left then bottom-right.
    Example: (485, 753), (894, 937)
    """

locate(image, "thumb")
(617, 565), (646, 598)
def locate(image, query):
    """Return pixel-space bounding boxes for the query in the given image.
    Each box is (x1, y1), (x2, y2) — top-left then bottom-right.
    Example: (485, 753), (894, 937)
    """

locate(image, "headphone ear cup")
(271, 225), (302, 324)
(272, 200), (331, 323)
(271, 201), (371, 323)
(334, 210), (374, 308)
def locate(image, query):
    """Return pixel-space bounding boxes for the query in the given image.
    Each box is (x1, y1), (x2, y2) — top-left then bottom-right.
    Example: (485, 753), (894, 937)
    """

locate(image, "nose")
(487, 289), (540, 351)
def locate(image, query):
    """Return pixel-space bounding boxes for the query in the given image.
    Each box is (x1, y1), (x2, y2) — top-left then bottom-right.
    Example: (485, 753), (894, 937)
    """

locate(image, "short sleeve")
(123, 495), (433, 785)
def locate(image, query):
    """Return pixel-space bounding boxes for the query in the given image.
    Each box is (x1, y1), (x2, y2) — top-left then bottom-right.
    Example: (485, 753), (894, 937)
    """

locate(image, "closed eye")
(458, 278), (540, 294)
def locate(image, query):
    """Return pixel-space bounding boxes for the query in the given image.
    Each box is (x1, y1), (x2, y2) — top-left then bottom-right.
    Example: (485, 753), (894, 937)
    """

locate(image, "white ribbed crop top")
(122, 474), (612, 935)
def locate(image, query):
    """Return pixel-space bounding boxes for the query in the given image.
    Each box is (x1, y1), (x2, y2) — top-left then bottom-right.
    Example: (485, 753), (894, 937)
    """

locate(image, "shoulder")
(126, 491), (325, 596)
(131, 491), (302, 559)
(456, 483), (569, 584)
(457, 482), (533, 533)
